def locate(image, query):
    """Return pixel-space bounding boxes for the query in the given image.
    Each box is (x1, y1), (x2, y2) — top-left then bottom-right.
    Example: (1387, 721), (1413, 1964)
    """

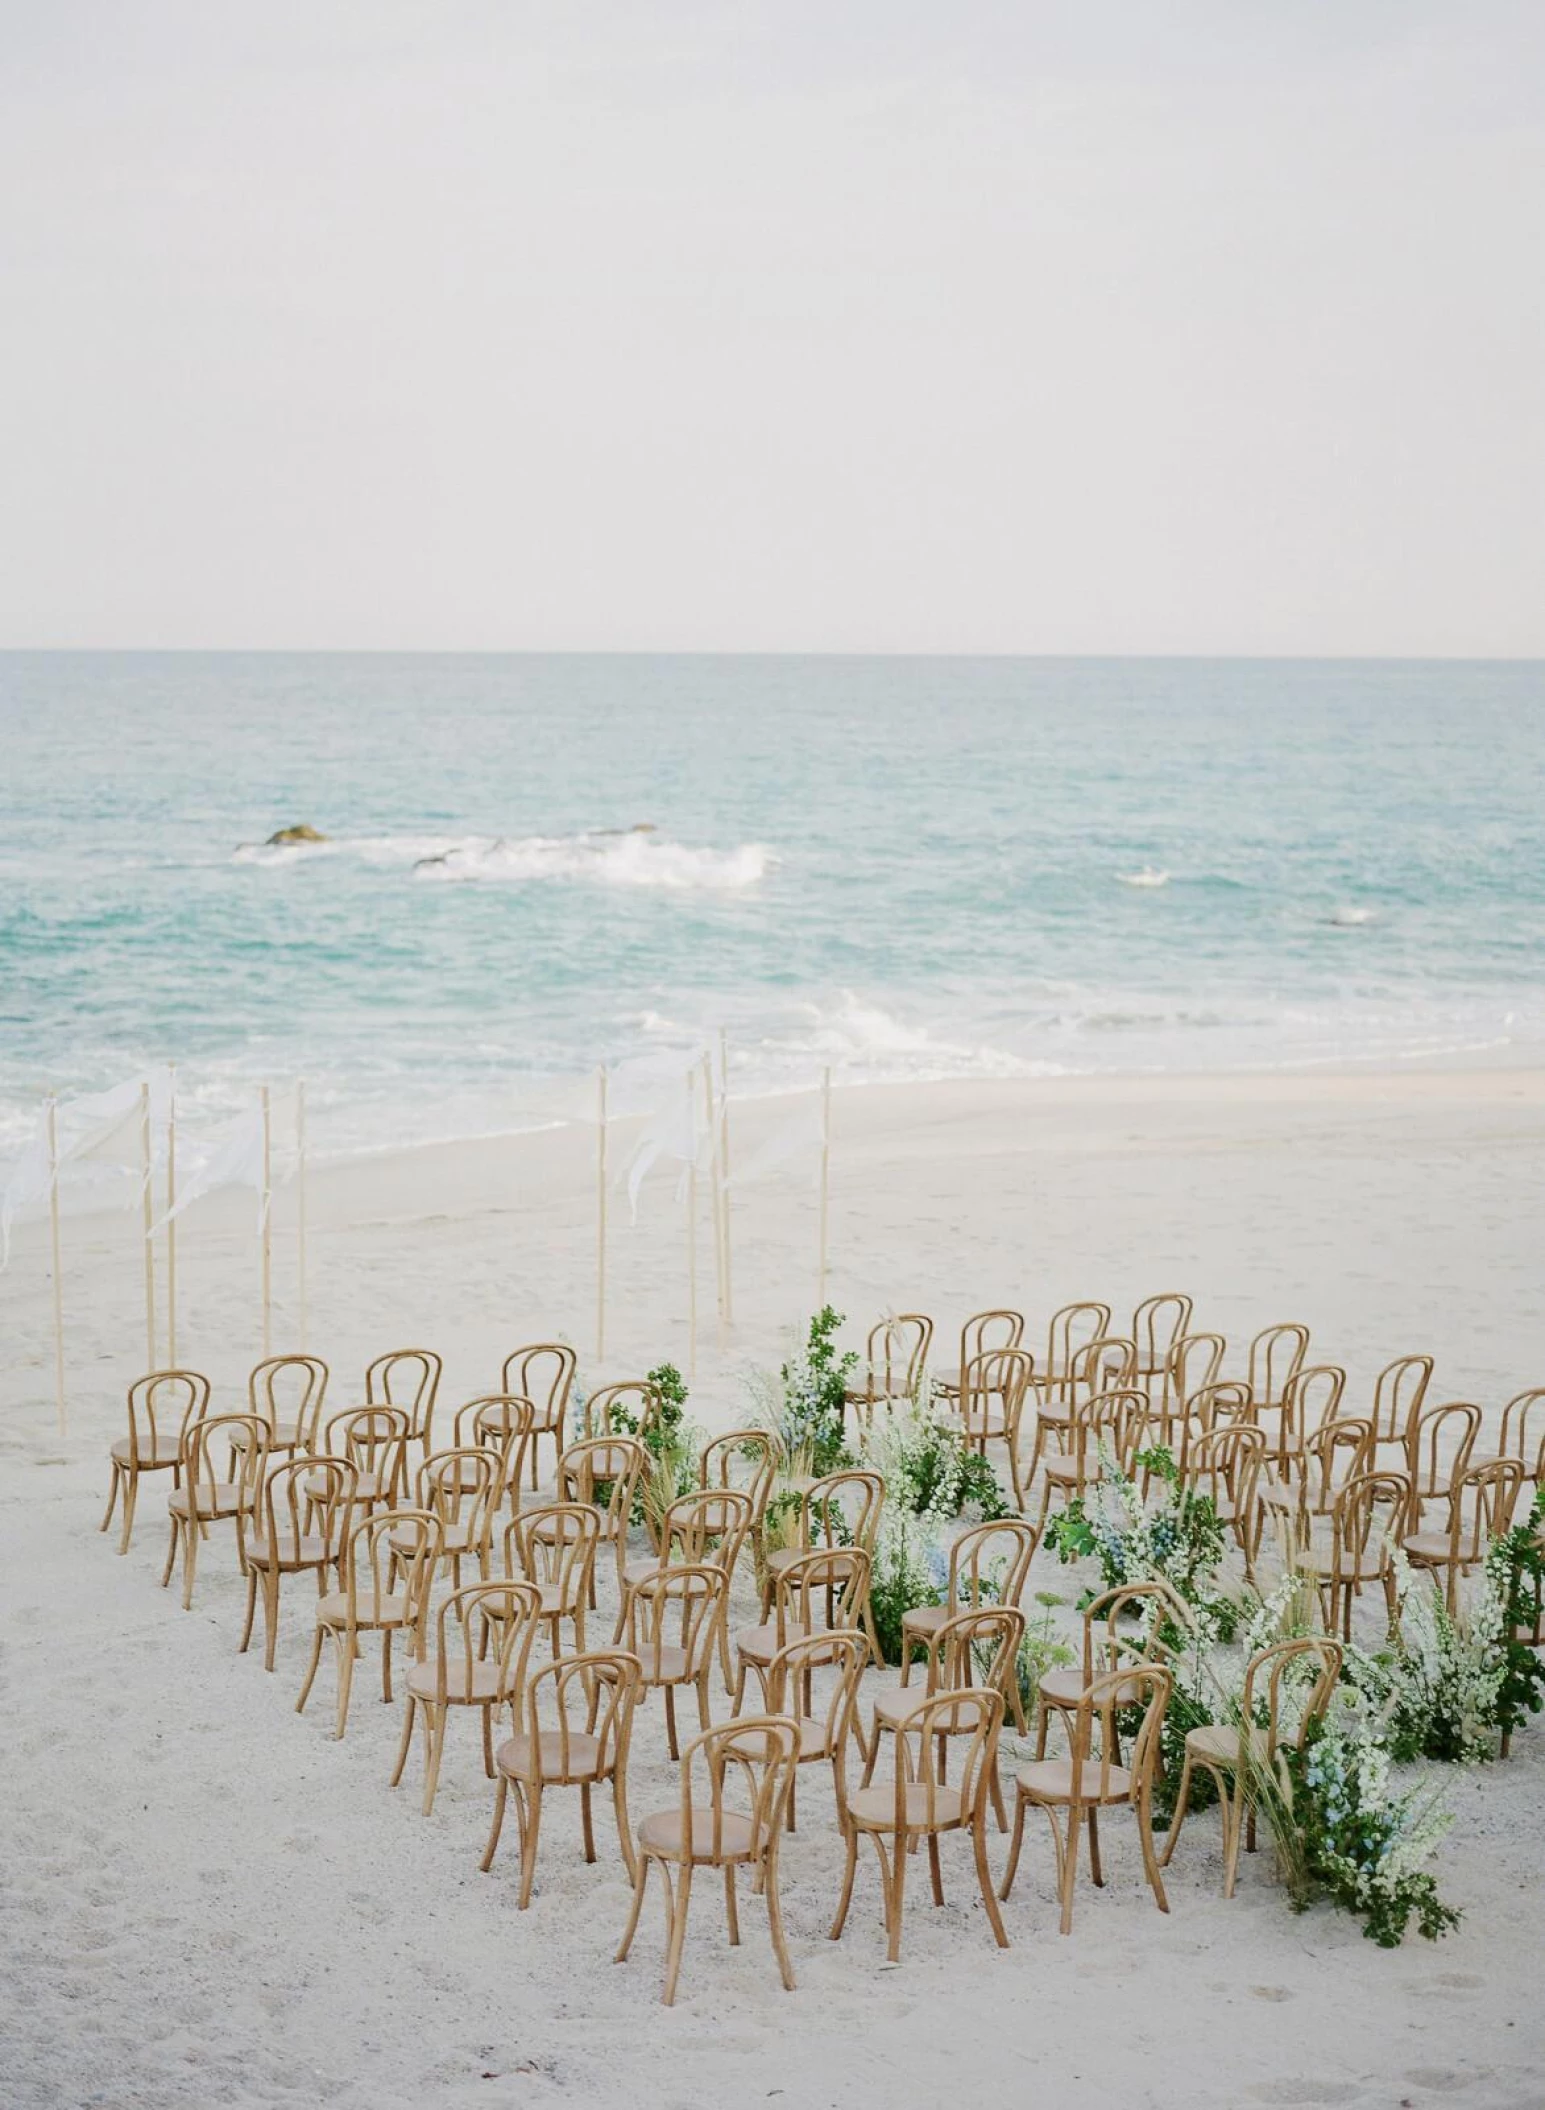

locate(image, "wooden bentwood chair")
(297, 1507), (440, 1740)
(391, 1579), (544, 1816)
(616, 1714), (802, 2006)
(162, 1413), (267, 1611)
(239, 1454), (356, 1671)
(101, 1368), (210, 1554)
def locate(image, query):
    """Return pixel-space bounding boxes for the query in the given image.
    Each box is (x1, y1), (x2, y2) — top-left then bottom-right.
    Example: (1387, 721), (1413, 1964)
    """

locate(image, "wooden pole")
(718, 1027), (734, 1329)
(685, 1070), (697, 1381)
(260, 1085), (273, 1358)
(296, 1079), (308, 1352)
(165, 1067), (177, 1367)
(140, 1082), (156, 1373)
(700, 1054), (725, 1347)
(46, 1096), (66, 1433)
(818, 1066), (832, 1310)
(595, 1066), (608, 1362)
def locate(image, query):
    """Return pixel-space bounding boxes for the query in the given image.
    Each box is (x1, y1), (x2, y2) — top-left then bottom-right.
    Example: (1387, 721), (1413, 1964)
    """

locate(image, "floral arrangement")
(1046, 1442), (1234, 1634)
(861, 1387), (1013, 1529)
(753, 1305), (856, 1478)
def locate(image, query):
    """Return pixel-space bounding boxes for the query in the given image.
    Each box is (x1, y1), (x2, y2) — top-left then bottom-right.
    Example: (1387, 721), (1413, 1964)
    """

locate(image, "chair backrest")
(1066, 1387), (1145, 1471)
(1186, 1379), (1254, 1432)
(342, 1507), (440, 1635)
(1068, 1335), (1137, 1405)
(365, 1348), (442, 1444)
(1185, 1423), (1267, 1518)
(505, 1501), (602, 1596)
(764, 1629), (868, 1814)
(427, 1580), (543, 1705)
(699, 1428), (781, 1523)
(1300, 1416), (1375, 1508)
(620, 1562), (729, 1682)
(454, 1394), (536, 1501)
(1168, 1331), (1226, 1405)
(125, 1368), (210, 1462)
(1406, 1400), (1481, 1503)
(582, 1380), (659, 1441)
(522, 1650), (640, 1782)
(1283, 1364), (1348, 1446)
(673, 1715), (801, 1866)
(1069, 1665), (1170, 1806)
(651, 1486), (755, 1574)
(770, 1545), (872, 1647)
(959, 1347), (1035, 1438)
(1044, 1301), (1112, 1387)
(415, 1447), (503, 1556)
(1247, 1323), (1310, 1406)
(1132, 1293), (1194, 1386)
(249, 1355), (329, 1448)
(262, 1454), (356, 1553)
(1441, 1457), (1525, 1562)
(1498, 1387), (1545, 1464)
(1078, 1580), (1177, 1684)
(957, 1309), (1025, 1370)
(1329, 1470), (1411, 1574)
(181, 1414), (268, 1516)
(1371, 1353), (1433, 1444)
(322, 1404), (410, 1499)
(930, 1603), (1025, 1708)
(800, 1467), (885, 1553)
(500, 1342), (576, 1426)
(557, 1436), (649, 1537)
(889, 1686), (1003, 1830)
(945, 1516), (1039, 1610)
(1239, 1637), (1342, 1761)
(864, 1315), (933, 1399)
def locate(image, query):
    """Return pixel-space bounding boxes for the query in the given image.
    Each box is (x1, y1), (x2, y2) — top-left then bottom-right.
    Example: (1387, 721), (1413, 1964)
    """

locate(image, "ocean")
(2, 651), (1542, 1160)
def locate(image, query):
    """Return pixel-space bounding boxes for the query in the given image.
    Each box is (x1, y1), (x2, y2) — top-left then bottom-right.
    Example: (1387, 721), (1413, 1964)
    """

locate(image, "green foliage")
(1492, 1488), (1545, 1742)
(1045, 1443), (1234, 1636)
(775, 1307), (857, 1476)
(868, 1511), (938, 1667)
(596, 1362), (699, 1527)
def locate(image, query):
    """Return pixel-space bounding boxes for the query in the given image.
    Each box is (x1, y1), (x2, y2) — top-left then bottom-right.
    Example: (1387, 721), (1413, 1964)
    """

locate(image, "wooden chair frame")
(482, 1648), (642, 1904)
(246, 1353), (329, 1459)
(937, 1309), (1025, 1399)
(737, 1547), (873, 1715)
(618, 1561), (731, 1761)
(501, 1341), (577, 1488)
(1405, 1400), (1481, 1520)
(100, 1368), (211, 1554)
(555, 1436), (649, 1595)
(162, 1412), (268, 1611)
(391, 1578), (543, 1815)
(1132, 1293), (1194, 1406)
(899, 1516), (1038, 1689)
(957, 1347), (1036, 1507)
(365, 1347), (443, 1462)
(240, 1453), (357, 1671)
(1404, 1457), (1525, 1613)
(297, 1506), (441, 1739)
(1311, 1469), (1410, 1639)
(503, 1501), (602, 1653)
(318, 1404), (410, 1514)
(765, 1628), (869, 1834)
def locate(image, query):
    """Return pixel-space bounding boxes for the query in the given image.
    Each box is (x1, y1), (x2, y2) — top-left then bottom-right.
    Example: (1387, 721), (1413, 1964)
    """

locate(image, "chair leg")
(615, 1851), (651, 1963)
(1222, 1777), (1247, 1899)
(1158, 1751), (1196, 1866)
(723, 1863), (741, 1945)
(1055, 1805), (1081, 1935)
(973, 1808), (1010, 1948)
(517, 1780), (543, 1910)
(661, 1863), (694, 2007)
(100, 1464), (121, 1536)
(296, 1625), (325, 1714)
(481, 1704), (496, 1779)
(390, 1695), (417, 1785)
(239, 1568), (259, 1655)
(998, 1789), (1028, 1901)
(764, 1842), (796, 1990)
(613, 1774), (637, 1883)
(664, 1686), (679, 1762)
(884, 1833), (908, 1962)
(421, 1706), (448, 1816)
(161, 1516), (180, 1590)
(1086, 1807), (1103, 1887)
(1136, 1790), (1170, 1915)
(261, 1567), (282, 1672)
(481, 1774), (509, 1872)
(989, 1762), (1008, 1834)
(382, 1630), (395, 1703)
(927, 1832), (945, 1907)
(180, 1515), (200, 1611)
(829, 1823), (860, 1940)
(335, 1632), (357, 1740)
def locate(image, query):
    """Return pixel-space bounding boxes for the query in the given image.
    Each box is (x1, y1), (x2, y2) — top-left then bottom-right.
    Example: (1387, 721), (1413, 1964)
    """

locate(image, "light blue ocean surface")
(1, 652), (1541, 1155)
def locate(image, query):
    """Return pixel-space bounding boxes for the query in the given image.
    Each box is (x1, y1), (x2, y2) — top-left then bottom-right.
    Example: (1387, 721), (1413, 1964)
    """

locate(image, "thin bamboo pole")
(684, 1070), (697, 1381)
(165, 1066), (177, 1367)
(46, 1096), (66, 1433)
(817, 1066), (832, 1310)
(296, 1079), (308, 1352)
(260, 1085), (273, 1358)
(718, 1027), (734, 1329)
(140, 1082), (156, 1373)
(595, 1066), (608, 1361)
(700, 1054), (725, 1347)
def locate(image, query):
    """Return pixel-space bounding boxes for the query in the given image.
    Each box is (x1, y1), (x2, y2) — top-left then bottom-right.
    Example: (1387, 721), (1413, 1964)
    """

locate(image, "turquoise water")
(2, 651), (1542, 1156)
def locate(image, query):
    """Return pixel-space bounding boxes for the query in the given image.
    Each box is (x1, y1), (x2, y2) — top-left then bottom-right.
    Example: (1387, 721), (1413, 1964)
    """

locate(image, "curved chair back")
(260, 1454), (356, 1557)
(944, 1516), (1039, 1611)
(365, 1348), (442, 1451)
(321, 1404), (410, 1504)
(1042, 1302), (1113, 1393)
(1247, 1323), (1310, 1409)
(126, 1368), (211, 1461)
(522, 1649), (640, 1783)
(1406, 1400), (1481, 1508)
(1133, 1293), (1194, 1399)
(249, 1355), (329, 1450)
(501, 1341), (576, 1424)
(1371, 1353), (1433, 1446)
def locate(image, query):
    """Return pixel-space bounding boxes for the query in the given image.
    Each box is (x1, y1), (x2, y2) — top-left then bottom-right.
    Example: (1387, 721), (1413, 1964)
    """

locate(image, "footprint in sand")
(1246, 2085), (1362, 2107)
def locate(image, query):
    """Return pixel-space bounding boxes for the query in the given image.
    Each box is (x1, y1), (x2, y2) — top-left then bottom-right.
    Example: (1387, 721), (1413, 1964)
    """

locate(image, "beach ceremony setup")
(4, 4), (1545, 2108)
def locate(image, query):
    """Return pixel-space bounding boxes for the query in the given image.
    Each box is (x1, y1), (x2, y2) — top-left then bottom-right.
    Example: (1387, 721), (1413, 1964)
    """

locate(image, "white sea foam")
(234, 829), (771, 890)
(1118, 867), (1171, 889)
(1328, 905), (1376, 927)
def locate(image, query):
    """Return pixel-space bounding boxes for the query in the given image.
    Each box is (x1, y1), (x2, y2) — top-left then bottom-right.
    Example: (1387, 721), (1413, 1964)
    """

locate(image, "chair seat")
(247, 1533), (331, 1568)
(495, 1730), (604, 1784)
(391, 1521), (478, 1557)
(407, 1659), (509, 1705)
(638, 1645), (693, 1685)
(111, 1438), (181, 1467)
(901, 1603), (949, 1638)
(233, 1422), (304, 1451)
(310, 1470), (389, 1502)
(735, 1621), (810, 1667)
(847, 1781), (964, 1832)
(962, 1412), (1008, 1442)
(1403, 1533), (1477, 1567)
(1184, 1723), (1267, 1769)
(1014, 1757), (1133, 1805)
(794, 1715), (832, 1762)
(1041, 1456), (1083, 1486)
(316, 1589), (415, 1630)
(638, 1808), (756, 1862)
(1038, 1667), (1143, 1711)
(168, 1484), (251, 1518)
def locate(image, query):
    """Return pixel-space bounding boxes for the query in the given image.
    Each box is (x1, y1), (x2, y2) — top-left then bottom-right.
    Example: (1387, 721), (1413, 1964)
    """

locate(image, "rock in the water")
(266, 824), (329, 845)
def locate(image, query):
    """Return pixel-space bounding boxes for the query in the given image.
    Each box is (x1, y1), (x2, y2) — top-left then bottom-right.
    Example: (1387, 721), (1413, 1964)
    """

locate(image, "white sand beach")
(4, 1065), (1545, 2110)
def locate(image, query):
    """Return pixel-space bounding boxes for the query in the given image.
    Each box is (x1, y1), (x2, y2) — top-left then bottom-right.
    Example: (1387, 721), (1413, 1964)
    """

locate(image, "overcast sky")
(2, 2), (1542, 655)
